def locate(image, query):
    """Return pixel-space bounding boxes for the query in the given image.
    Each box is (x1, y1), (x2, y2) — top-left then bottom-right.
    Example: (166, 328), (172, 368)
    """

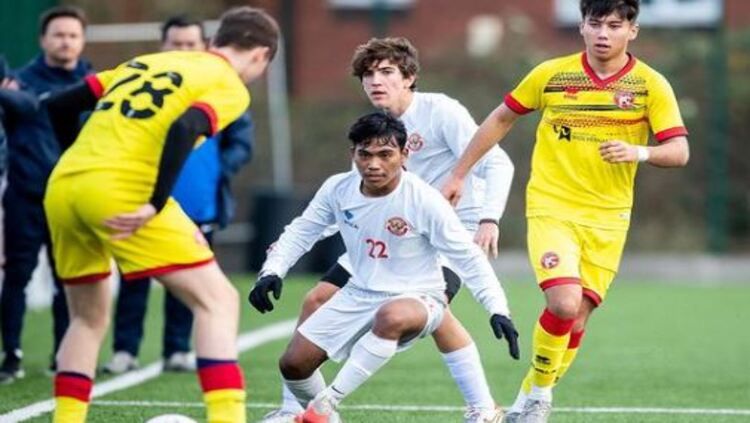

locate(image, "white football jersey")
(262, 170), (510, 316)
(400, 92), (514, 228)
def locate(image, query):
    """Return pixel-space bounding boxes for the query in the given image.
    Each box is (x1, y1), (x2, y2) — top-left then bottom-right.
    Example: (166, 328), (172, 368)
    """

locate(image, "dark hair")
(39, 5), (87, 35)
(161, 15), (205, 42)
(351, 37), (420, 90)
(580, 0), (640, 22)
(213, 7), (279, 60)
(348, 112), (407, 150)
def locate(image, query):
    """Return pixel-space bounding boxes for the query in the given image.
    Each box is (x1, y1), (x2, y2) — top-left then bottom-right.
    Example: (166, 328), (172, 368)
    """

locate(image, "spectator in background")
(0, 6), (91, 383)
(101, 15), (254, 374)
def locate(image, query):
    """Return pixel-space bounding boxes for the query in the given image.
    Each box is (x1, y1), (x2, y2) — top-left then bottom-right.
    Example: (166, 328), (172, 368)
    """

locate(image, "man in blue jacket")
(0, 6), (91, 383)
(102, 16), (254, 374)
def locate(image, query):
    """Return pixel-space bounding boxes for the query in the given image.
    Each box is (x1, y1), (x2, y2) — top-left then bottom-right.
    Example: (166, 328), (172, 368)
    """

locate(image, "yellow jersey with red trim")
(505, 52), (687, 230)
(50, 50), (249, 187)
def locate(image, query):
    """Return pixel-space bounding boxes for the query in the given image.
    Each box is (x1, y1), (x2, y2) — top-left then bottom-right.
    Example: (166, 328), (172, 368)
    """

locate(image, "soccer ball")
(145, 414), (198, 423)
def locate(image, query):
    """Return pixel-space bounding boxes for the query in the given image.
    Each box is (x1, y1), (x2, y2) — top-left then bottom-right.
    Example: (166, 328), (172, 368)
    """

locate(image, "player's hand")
(104, 204), (157, 240)
(600, 140), (637, 163)
(248, 274), (283, 313)
(474, 222), (500, 258)
(440, 175), (465, 207)
(1, 78), (19, 90)
(490, 314), (520, 360)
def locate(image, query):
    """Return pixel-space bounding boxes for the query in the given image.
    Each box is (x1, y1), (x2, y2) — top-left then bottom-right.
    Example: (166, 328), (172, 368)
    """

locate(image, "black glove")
(248, 274), (283, 313)
(490, 314), (520, 360)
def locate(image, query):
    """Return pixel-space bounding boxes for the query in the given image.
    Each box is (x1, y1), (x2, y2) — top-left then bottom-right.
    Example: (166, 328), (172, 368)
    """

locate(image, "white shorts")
(298, 285), (446, 362)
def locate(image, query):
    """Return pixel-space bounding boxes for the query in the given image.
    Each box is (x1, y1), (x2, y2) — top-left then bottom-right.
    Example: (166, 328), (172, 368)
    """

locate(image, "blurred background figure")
(101, 14), (255, 375)
(0, 5), (91, 383)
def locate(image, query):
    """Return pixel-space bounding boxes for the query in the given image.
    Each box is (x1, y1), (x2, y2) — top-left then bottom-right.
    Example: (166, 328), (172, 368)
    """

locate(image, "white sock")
(279, 378), (305, 413)
(508, 387), (529, 413)
(441, 343), (495, 411)
(329, 331), (398, 403)
(283, 369), (326, 409)
(528, 385), (553, 402)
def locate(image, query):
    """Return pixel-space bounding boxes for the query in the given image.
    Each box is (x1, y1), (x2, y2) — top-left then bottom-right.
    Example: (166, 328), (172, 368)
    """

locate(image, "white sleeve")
(419, 190), (511, 316)
(260, 177), (338, 278)
(472, 145), (514, 221)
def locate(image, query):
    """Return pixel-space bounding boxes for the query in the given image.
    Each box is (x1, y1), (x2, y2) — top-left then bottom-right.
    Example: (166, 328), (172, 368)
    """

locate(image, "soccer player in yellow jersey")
(442, 1), (689, 422)
(42, 7), (279, 423)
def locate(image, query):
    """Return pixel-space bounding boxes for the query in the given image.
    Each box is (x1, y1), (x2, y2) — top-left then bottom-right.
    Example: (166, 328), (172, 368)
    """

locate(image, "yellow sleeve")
(504, 62), (550, 114)
(647, 73), (688, 143)
(191, 73), (250, 135)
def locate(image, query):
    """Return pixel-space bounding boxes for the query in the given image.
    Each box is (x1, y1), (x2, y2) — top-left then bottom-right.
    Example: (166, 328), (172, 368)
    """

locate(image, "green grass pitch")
(1, 275), (749, 422)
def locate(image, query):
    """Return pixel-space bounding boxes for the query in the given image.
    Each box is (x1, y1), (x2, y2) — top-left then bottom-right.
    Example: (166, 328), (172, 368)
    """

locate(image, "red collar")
(581, 52), (636, 88)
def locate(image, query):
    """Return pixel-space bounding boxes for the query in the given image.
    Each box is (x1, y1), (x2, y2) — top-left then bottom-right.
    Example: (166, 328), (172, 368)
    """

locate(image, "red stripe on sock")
(55, 374), (93, 402)
(539, 308), (575, 336)
(198, 363), (244, 392)
(568, 330), (585, 349)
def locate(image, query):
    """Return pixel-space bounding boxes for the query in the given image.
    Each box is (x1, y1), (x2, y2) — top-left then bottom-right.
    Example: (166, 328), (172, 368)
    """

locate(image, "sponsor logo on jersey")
(614, 90), (635, 110)
(385, 217), (410, 236)
(406, 133), (424, 152)
(343, 209), (358, 229)
(540, 251), (560, 269)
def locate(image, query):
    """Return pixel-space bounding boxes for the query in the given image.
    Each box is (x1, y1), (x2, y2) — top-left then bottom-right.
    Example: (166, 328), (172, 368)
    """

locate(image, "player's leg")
(262, 264), (348, 422)
(554, 226), (624, 387)
(509, 217), (582, 423)
(0, 187), (45, 382)
(162, 290), (195, 371)
(156, 262), (245, 423)
(304, 293), (444, 421)
(278, 331), (329, 411)
(45, 175), (114, 423)
(431, 267), (502, 422)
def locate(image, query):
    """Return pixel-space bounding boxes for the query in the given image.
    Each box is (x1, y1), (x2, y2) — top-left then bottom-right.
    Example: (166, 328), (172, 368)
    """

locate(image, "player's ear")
(629, 22), (639, 41)
(249, 46), (271, 63)
(349, 146), (356, 160)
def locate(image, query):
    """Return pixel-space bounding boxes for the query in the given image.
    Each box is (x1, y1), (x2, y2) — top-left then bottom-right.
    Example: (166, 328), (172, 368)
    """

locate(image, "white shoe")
(518, 399), (552, 423)
(163, 351), (196, 372)
(101, 351), (139, 374)
(464, 405), (504, 423)
(257, 409), (298, 423)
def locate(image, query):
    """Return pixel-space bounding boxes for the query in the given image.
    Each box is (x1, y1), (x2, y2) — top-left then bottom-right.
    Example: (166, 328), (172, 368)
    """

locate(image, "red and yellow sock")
(197, 358), (246, 423)
(53, 372), (93, 423)
(555, 330), (585, 385)
(529, 308), (575, 389)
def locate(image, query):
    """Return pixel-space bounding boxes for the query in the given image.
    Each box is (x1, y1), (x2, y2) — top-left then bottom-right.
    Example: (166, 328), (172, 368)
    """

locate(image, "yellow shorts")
(44, 172), (214, 284)
(527, 216), (628, 305)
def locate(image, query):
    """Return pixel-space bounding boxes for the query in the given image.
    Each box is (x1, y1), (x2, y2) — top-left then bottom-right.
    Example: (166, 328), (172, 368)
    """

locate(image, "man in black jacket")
(0, 6), (91, 383)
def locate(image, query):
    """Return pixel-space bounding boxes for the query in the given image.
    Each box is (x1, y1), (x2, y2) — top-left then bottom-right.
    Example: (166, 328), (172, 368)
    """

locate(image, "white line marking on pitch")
(0, 319), (296, 423)
(90, 400), (750, 416)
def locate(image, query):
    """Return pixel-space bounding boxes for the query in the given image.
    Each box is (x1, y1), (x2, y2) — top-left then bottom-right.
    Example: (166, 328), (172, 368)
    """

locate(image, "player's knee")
(547, 297), (581, 320)
(373, 306), (413, 335)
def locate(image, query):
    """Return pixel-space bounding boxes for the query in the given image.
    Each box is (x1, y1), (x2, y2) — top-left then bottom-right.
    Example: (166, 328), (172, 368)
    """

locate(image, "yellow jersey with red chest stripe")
(505, 52), (687, 230)
(50, 50), (249, 188)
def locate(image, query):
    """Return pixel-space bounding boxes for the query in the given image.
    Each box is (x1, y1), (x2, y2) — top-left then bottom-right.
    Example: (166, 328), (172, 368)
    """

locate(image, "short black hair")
(161, 15), (205, 42)
(348, 112), (407, 150)
(580, 0), (640, 22)
(39, 5), (87, 35)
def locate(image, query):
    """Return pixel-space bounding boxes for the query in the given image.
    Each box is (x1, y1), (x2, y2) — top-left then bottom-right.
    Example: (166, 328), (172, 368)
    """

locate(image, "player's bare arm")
(442, 103), (520, 206)
(599, 136), (689, 167)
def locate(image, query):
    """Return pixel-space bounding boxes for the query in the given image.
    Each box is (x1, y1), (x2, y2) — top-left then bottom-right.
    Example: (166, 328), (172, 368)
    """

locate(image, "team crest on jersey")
(386, 217), (410, 236)
(406, 133), (424, 152)
(540, 251), (560, 269)
(614, 91), (635, 110)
